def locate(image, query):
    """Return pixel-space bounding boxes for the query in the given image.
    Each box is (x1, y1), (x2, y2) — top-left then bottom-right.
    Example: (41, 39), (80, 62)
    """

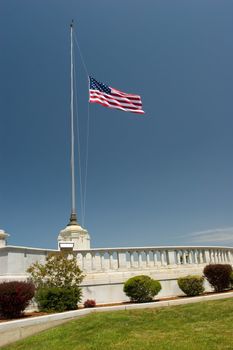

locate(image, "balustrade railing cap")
(73, 245), (233, 253)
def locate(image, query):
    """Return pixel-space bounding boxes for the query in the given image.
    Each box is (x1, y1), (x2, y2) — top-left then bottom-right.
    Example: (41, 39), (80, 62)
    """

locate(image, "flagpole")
(69, 20), (78, 225)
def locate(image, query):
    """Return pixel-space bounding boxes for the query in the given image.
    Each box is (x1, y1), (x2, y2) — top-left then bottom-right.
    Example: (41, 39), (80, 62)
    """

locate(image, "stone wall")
(0, 245), (232, 304)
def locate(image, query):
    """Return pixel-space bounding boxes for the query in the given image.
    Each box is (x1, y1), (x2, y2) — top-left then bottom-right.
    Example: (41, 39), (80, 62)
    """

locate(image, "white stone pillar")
(109, 252), (114, 270)
(146, 251), (150, 267)
(161, 250), (166, 266)
(153, 250), (158, 266)
(118, 252), (127, 269)
(58, 223), (90, 251)
(199, 250), (203, 264)
(167, 250), (176, 265)
(138, 251), (143, 268)
(130, 252), (134, 268)
(182, 250), (186, 264)
(0, 230), (9, 247)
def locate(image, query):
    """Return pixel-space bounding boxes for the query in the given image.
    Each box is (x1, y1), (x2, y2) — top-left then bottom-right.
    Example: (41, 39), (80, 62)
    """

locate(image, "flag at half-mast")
(89, 76), (145, 114)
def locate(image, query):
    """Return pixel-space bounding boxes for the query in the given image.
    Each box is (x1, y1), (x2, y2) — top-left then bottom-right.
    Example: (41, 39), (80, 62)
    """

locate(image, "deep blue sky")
(1, 0), (233, 249)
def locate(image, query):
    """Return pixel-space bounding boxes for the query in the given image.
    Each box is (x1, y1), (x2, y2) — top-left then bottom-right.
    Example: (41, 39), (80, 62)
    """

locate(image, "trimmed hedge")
(123, 275), (161, 303)
(203, 264), (232, 292)
(35, 286), (82, 312)
(0, 281), (35, 319)
(178, 275), (204, 296)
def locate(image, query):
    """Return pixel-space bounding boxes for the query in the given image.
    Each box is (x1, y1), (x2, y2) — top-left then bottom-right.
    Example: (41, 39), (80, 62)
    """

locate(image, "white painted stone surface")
(1, 244), (233, 304)
(0, 230), (9, 248)
(58, 224), (90, 250)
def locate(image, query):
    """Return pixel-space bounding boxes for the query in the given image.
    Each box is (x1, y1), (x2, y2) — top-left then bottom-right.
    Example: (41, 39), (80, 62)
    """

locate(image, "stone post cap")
(58, 224), (90, 240)
(0, 229), (10, 238)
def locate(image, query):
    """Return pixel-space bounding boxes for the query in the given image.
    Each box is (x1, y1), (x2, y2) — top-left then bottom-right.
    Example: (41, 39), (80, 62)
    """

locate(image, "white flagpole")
(69, 20), (78, 225)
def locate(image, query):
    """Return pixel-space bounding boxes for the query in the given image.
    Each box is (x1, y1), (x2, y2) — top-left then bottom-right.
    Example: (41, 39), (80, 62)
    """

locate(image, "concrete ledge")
(1, 291), (233, 348)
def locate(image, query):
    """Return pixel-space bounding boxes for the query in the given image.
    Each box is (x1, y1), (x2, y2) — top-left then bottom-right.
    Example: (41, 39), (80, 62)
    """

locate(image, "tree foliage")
(27, 252), (84, 289)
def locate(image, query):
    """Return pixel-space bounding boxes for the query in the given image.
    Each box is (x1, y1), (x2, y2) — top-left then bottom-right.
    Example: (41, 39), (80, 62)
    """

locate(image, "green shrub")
(0, 281), (35, 319)
(123, 275), (161, 303)
(35, 286), (82, 312)
(27, 252), (84, 313)
(27, 252), (84, 289)
(178, 275), (204, 296)
(203, 264), (232, 292)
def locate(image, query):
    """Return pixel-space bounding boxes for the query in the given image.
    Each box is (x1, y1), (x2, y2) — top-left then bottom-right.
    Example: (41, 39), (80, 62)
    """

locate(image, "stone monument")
(57, 213), (90, 251)
(0, 230), (9, 248)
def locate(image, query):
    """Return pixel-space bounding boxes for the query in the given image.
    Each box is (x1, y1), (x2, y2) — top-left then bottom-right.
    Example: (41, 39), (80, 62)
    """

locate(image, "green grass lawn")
(3, 298), (233, 350)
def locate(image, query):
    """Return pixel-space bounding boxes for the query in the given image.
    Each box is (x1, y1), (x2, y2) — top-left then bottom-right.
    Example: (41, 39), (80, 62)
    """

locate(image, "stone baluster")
(76, 252), (82, 269)
(186, 250), (190, 264)
(219, 249), (223, 263)
(193, 249), (198, 264)
(82, 253), (86, 270)
(138, 251), (143, 268)
(153, 250), (158, 266)
(161, 250), (166, 266)
(146, 251), (150, 267)
(214, 250), (218, 263)
(222, 250), (226, 262)
(91, 252), (96, 271)
(167, 250), (176, 265)
(214, 249), (218, 263)
(100, 252), (104, 271)
(178, 250), (182, 264)
(199, 250), (204, 264)
(204, 249), (208, 263)
(219, 250), (222, 263)
(210, 249), (214, 263)
(118, 251), (127, 269)
(213, 249), (217, 263)
(117, 252), (120, 269)
(175, 250), (180, 265)
(229, 250), (233, 264)
(109, 252), (114, 270)
(209, 249), (213, 263)
(130, 251), (134, 268)
(182, 250), (186, 264)
(204, 249), (210, 263)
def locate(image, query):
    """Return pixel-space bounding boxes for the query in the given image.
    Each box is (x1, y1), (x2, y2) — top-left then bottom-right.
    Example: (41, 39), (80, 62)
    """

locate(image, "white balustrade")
(73, 246), (233, 273)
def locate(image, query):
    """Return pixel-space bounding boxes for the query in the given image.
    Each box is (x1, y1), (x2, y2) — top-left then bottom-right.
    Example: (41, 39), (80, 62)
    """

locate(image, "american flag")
(89, 76), (145, 114)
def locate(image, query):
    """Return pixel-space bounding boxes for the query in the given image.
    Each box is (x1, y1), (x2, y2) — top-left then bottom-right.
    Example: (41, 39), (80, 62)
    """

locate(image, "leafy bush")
(27, 252), (84, 289)
(178, 275), (204, 296)
(84, 299), (96, 308)
(203, 264), (232, 292)
(0, 281), (35, 319)
(27, 252), (84, 312)
(35, 286), (82, 312)
(123, 275), (161, 303)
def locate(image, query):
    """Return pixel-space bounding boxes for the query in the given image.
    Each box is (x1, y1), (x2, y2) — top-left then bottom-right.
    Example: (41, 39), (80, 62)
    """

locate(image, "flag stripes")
(89, 77), (145, 114)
